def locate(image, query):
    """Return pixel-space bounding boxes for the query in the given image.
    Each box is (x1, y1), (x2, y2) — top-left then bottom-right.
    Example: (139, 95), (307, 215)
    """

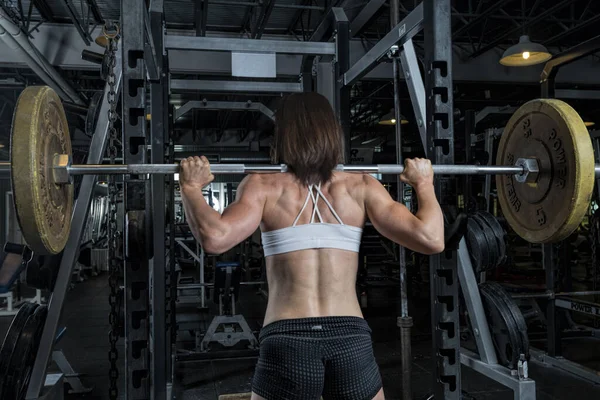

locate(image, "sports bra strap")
(314, 184), (344, 225)
(292, 185), (313, 226)
(292, 183), (344, 227)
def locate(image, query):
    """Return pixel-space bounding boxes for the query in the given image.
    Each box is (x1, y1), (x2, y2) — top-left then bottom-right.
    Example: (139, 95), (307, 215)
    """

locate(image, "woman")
(180, 92), (444, 400)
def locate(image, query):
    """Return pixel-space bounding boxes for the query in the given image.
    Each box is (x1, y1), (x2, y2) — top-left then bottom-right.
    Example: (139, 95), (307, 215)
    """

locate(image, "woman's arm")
(179, 156), (266, 254)
(364, 158), (444, 254)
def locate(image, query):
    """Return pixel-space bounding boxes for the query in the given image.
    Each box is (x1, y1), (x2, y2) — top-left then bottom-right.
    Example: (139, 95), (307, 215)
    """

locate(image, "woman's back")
(258, 171), (369, 325)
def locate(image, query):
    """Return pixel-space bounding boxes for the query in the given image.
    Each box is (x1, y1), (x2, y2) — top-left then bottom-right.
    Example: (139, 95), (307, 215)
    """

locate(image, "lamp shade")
(499, 35), (552, 67)
(378, 109), (409, 125)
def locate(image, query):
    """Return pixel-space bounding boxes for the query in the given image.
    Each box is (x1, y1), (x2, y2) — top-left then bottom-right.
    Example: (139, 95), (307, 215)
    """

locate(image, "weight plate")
(11, 86), (74, 255)
(479, 283), (523, 369)
(470, 214), (499, 271)
(484, 282), (530, 360)
(496, 99), (595, 243)
(3, 304), (47, 400)
(476, 212), (507, 267)
(466, 218), (490, 273)
(0, 303), (38, 396)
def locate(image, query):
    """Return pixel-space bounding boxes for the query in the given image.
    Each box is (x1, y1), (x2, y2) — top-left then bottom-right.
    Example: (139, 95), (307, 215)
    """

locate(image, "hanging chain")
(104, 22), (120, 400)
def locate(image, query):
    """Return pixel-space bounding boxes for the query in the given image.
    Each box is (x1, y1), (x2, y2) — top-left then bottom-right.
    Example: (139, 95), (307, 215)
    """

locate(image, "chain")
(105, 25), (120, 400)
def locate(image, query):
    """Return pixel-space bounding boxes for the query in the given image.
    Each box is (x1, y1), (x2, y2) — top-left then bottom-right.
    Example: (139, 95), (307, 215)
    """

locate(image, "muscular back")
(258, 172), (369, 325)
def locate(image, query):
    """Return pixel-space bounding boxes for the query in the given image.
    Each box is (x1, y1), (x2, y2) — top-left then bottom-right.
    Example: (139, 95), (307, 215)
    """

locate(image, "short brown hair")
(271, 92), (344, 186)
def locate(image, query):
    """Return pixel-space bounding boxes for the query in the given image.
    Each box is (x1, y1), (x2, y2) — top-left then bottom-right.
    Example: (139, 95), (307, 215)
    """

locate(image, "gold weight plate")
(11, 86), (73, 255)
(496, 99), (595, 243)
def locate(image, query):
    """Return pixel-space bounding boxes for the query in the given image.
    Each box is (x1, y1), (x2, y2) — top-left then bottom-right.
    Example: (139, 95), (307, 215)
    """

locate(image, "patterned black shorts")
(251, 316), (383, 400)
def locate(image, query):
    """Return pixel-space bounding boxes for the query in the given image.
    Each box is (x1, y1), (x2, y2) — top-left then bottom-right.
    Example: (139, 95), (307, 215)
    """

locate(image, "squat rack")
(21, 0), (538, 399)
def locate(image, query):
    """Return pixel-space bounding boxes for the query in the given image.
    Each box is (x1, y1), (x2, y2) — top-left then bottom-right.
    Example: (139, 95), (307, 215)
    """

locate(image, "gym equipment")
(465, 212), (507, 273)
(3, 87), (599, 254)
(10, 86), (73, 256)
(198, 262), (258, 352)
(496, 99), (595, 244)
(477, 212), (507, 267)
(0, 243), (32, 293)
(479, 283), (526, 369)
(469, 214), (499, 272)
(466, 218), (491, 273)
(484, 282), (529, 361)
(0, 303), (47, 399)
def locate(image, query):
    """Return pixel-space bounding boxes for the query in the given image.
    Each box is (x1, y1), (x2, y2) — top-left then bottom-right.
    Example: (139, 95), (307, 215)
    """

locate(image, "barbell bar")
(1, 158), (584, 181)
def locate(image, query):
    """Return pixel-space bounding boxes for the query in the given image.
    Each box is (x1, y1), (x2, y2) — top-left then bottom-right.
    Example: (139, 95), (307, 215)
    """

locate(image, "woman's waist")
(263, 293), (363, 326)
(259, 314), (371, 341)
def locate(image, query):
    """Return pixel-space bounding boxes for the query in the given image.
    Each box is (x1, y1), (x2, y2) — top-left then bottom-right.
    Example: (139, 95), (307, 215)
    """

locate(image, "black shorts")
(251, 316), (383, 400)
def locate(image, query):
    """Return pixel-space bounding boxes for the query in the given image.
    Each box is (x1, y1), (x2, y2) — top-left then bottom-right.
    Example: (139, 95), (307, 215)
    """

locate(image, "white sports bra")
(261, 183), (363, 257)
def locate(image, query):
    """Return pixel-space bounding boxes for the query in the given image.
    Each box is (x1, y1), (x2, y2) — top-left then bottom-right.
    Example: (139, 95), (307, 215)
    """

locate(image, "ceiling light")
(499, 35), (552, 67)
(378, 109), (409, 125)
(585, 120), (595, 127)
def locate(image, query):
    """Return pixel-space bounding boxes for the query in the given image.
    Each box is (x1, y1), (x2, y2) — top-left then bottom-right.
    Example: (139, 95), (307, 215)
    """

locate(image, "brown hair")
(271, 92), (344, 186)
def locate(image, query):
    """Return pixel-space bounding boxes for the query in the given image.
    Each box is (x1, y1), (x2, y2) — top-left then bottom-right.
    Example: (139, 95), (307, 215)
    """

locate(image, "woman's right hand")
(399, 158), (434, 189)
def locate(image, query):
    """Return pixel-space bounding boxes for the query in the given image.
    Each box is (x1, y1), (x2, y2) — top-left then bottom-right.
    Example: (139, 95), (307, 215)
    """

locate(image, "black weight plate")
(3, 304), (47, 400)
(477, 212), (507, 267)
(471, 214), (499, 271)
(484, 282), (530, 360)
(479, 283), (522, 369)
(0, 302), (38, 395)
(466, 218), (490, 273)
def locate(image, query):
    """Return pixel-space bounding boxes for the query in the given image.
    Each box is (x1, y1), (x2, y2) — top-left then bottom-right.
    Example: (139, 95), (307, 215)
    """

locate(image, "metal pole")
(425, 0), (461, 397)
(149, 4), (167, 397)
(200, 246), (206, 308)
(63, 163), (526, 175)
(390, 0), (412, 398)
(512, 290), (600, 299)
(4, 161), (600, 177)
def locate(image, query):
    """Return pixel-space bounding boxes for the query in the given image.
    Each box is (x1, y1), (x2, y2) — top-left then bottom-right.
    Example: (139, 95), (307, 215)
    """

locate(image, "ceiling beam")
(287, 0), (309, 35)
(59, 0), (92, 45)
(469, 0), (572, 59)
(251, 0), (276, 39)
(30, 0), (55, 22)
(85, 0), (104, 24)
(544, 13), (600, 46)
(194, 0), (209, 36)
(452, 0), (515, 39)
(350, 0), (386, 37)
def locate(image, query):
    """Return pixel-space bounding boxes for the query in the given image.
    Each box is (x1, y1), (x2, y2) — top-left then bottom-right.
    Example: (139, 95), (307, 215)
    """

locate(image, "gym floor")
(2, 276), (600, 400)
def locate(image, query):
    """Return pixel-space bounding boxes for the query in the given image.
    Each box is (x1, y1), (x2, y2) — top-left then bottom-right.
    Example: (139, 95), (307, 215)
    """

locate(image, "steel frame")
(25, 43), (123, 400)
(343, 3), (423, 86)
(458, 241), (537, 400)
(170, 79), (303, 94)
(174, 100), (275, 122)
(424, 0), (461, 397)
(350, 0), (386, 37)
(150, 2), (168, 398)
(164, 35), (336, 55)
(121, 0), (151, 398)
(540, 34), (600, 98)
(60, 0), (94, 45)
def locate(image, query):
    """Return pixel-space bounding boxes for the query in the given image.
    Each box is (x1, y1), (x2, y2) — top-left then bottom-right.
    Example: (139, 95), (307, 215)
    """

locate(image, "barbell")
(4, 86), (599, 255)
